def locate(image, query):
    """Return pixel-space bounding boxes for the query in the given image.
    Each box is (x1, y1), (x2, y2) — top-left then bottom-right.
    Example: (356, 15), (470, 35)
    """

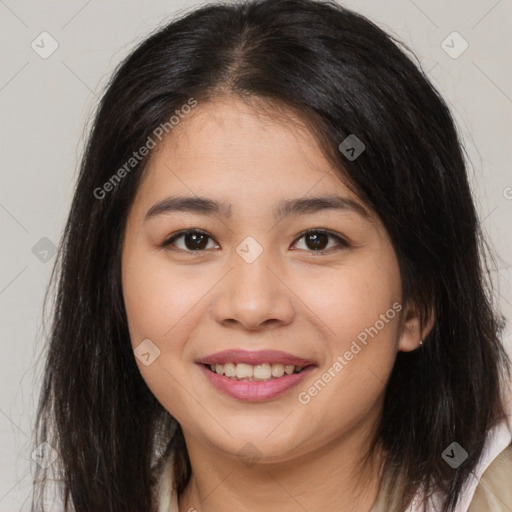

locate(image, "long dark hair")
(31, 1), (510, 510)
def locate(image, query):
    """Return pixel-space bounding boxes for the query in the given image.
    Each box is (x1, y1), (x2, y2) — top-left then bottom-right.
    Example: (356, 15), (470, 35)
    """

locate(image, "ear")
(398, 301), (435, 352)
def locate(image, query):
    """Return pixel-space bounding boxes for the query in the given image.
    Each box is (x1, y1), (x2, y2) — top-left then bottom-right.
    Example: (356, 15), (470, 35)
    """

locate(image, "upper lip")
(196, 349), (315, 367)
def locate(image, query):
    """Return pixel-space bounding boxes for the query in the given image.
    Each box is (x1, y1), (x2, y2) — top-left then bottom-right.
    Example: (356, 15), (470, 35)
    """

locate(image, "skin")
(121, 96), (428, 512)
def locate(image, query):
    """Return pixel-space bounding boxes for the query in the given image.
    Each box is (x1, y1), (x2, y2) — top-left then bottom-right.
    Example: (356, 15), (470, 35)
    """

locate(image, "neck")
(178, 421), (384, 512)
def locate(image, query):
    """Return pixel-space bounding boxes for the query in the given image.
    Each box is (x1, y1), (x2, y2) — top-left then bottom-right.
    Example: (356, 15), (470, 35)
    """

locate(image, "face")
(121, 96), (417, 464)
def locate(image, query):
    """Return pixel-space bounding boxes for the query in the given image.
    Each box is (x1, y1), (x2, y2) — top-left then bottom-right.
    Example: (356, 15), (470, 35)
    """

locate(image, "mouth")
(196, 349), (316, 402)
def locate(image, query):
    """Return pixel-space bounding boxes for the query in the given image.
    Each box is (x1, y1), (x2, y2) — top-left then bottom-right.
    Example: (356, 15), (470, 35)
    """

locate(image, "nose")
(211, 249), (295, 332)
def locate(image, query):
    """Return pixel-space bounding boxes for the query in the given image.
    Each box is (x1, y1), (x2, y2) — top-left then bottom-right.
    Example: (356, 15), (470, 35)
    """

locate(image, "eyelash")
(161, 228), (350, 254)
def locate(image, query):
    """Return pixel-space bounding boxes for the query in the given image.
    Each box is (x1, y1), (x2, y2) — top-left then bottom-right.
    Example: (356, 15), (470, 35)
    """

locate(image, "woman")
(32, 0), (512, 511)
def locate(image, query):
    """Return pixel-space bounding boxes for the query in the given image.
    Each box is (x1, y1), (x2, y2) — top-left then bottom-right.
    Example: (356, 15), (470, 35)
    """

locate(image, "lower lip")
(198, 364), (315, 402)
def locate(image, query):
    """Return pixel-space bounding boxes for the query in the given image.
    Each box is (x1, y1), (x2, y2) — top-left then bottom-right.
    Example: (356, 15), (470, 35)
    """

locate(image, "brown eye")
(162, 230), (218, 251)
(161, 228), (348, 254)
(293, 230), (349, 253)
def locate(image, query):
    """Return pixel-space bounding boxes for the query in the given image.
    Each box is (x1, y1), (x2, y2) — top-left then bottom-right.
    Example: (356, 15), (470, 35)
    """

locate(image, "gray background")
(1, 0), (511, 509)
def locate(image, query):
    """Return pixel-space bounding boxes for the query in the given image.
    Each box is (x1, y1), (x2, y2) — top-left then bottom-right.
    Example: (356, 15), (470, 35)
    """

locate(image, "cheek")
(122, 249), (202, 347)
(293, 251), (401, 417)
(122, 248), (216, 416)
(122, 250), (205, 424)
(300, 253), (402, 348)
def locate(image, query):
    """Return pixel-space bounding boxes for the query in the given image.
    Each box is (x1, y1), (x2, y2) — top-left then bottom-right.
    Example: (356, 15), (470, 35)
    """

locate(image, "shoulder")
(468, 442), (512, 512)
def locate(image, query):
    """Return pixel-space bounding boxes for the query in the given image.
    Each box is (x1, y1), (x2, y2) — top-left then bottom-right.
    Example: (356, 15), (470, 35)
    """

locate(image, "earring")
(419, 340), (423, 345)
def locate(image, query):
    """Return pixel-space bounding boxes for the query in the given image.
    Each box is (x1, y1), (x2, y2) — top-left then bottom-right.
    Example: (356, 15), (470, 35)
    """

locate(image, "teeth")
(271, 364), (285, 377)
(235, 363), (253, 379)
(208, 362), (306, 381)
(223, 362), (236, 377)
(254, 363), (271, 380)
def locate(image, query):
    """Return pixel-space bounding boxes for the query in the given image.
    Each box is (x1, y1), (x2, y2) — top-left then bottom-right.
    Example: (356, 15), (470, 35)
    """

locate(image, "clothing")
(372, 419), (512, 512)
(468, 441), (512, 511)
(153, 410), (512, 511)
(154, 451), (178, 512)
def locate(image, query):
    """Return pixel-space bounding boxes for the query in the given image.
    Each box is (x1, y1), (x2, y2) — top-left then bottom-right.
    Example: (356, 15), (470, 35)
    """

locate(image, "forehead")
(134, 96), (364, 216)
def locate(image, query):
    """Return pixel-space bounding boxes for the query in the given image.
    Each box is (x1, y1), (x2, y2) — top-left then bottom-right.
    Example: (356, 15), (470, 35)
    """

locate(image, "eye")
(161, 228), (349, 254)
(292, 229), (349, 253)
(161, 229), (219, 252)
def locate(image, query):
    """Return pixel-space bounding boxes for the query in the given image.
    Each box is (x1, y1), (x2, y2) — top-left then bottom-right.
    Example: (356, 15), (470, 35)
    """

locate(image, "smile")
(196, 349), (316, 402)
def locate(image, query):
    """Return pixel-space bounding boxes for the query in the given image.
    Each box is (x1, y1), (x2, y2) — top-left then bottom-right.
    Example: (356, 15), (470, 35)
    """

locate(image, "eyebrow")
(144, 194), (369, 221)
